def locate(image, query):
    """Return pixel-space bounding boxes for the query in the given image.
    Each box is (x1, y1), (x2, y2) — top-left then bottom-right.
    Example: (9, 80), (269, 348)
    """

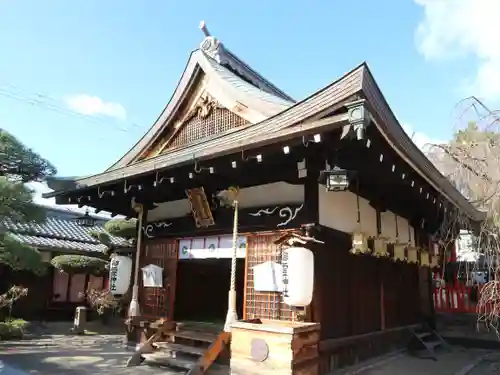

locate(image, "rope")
(230, 200), (239, 293)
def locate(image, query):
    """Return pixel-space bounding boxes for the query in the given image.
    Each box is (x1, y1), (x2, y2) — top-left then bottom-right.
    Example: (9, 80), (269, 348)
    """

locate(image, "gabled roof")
(3, 207), (131, 253)
(109, 24), (295, 170)
(44, 61), (484, 222)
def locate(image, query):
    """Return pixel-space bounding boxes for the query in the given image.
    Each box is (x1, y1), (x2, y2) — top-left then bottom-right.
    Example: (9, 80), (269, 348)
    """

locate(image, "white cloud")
(414, 0), (500, 101)
(64, 94), (127, 120)
(402, 123), (445, 152)
(26, 181), (123, 219)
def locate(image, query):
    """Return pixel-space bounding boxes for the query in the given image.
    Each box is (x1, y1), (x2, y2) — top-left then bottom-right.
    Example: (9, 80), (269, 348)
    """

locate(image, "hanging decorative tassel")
(350, 191), (369, 255)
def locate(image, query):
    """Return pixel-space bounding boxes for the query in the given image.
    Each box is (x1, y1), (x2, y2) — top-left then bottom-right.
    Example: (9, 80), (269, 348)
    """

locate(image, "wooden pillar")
(380, 270), (386, 331)
(304, 154), (321, 324)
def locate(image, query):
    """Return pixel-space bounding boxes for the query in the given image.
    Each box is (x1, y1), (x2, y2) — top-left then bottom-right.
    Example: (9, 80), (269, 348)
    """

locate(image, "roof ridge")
(197, 21), (294, 102)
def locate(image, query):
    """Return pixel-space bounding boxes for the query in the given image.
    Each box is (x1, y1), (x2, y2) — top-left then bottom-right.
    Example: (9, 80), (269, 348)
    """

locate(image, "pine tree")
(0, 130), (56, 274)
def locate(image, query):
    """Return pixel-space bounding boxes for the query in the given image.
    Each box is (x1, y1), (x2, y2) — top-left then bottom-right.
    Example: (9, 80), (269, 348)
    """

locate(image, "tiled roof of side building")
(2, 208), (132, 254)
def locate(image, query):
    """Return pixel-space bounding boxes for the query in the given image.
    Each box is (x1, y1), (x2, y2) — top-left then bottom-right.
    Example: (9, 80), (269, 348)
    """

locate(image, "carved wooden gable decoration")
(167, 94), (248, 150)
(141, 76), (249, 161)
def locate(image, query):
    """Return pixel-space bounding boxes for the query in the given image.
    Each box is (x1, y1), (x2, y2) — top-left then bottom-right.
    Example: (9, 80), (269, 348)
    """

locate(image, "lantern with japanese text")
(282, 247), (314, 307)
(109, 255), (132, 295)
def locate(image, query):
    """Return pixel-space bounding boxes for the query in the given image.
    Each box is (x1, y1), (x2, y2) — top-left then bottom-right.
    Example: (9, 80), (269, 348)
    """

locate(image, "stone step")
(153, 342), (206, 356)
(417, 331), (433, 340)
(142, 352), (196, 371)
(171, 329), (218, 343)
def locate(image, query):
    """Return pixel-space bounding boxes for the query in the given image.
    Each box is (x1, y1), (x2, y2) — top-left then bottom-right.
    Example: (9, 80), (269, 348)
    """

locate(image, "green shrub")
(51, 255), (109, 275)
(0, 318), (28, 340)
(103, 219), (137, 238)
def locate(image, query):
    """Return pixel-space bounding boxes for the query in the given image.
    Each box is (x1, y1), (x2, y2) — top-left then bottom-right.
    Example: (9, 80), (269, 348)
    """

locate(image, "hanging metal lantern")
(319, 166), (350, 192)
(75, 210), (96, 227)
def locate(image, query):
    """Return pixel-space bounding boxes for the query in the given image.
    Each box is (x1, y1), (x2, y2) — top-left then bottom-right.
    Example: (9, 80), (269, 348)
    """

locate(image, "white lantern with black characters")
(109, 255), (133, 295)
(282, 247), (314, 307)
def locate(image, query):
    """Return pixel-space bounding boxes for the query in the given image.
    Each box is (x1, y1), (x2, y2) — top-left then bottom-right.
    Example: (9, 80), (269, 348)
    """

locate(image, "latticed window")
(169, 107), (248, 149)
(140, 239), (178, 319)
(244, 234), (293, 321)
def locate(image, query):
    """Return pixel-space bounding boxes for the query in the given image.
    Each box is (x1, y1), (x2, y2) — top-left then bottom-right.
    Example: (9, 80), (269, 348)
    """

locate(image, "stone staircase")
(141, 322), (230, 375)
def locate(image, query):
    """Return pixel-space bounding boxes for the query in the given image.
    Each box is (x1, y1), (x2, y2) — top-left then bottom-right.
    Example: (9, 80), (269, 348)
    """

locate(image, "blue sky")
(0, 0), (498, 183)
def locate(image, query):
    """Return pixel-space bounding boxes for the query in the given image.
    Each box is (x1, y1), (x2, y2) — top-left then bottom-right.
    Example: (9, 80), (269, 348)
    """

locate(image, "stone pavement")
(466, 353), (500, 375)
(0, 327), (499, 375)
(332, 347), (495, 375)
(0, 333), (179, 375)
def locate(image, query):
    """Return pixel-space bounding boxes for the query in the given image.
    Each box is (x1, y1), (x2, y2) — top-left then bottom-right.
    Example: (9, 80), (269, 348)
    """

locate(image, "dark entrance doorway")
(174, 258), (245, 323)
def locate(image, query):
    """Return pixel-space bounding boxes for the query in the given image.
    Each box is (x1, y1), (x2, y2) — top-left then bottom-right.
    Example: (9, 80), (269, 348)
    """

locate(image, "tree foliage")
(0, 130), (57, 183)
(89, 218), (136, 255)
(51, 255), (109, 276)
(0, 129), (56, 274)
(0, 236), (46, 275)
(427, 97), (500, 334)
(103, 219), (137, 239)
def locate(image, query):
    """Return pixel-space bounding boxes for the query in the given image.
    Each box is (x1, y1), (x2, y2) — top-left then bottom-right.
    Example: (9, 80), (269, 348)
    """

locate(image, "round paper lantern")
(282, 247), (314, 307)
(109, 255), (132, 295)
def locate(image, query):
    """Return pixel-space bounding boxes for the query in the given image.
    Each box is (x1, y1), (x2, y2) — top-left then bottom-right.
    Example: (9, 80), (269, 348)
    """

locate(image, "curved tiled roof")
(107, 34), (295, 171)
(7, 233), (109, 253)
(3, 213), (131, 253)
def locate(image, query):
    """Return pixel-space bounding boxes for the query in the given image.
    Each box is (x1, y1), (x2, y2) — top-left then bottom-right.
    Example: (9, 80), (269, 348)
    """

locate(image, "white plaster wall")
(318, 184), (415, 243)
(148, 182), (304, 222)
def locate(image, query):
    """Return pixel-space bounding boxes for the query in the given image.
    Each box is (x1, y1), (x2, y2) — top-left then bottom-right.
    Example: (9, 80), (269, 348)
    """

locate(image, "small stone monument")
(73, 306), (87, 335)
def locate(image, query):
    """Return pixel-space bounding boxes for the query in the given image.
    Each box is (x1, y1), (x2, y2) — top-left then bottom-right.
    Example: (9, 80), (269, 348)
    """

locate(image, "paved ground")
(0, 332), (178, 375)
(466, 353), (500, 375)
(1, 325), (499, 375)
(338, 348), (498, 375)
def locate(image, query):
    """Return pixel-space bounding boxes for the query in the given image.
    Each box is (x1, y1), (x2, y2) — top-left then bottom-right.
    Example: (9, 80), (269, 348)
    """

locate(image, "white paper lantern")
(109, 255), (132, 295)
(282, 247), (314, 307)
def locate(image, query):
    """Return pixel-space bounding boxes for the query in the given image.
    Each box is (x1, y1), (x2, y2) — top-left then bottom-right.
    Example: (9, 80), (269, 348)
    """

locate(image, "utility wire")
(0, 80), (146, 137)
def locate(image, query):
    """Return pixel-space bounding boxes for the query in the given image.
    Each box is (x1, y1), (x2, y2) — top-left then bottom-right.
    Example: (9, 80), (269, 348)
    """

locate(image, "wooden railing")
(433, 285), (478, 313)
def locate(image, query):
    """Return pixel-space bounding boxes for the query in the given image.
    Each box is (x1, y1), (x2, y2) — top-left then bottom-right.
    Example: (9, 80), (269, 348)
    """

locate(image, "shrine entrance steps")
(407, 324), (452, 360)
(129, 321), (230, 375)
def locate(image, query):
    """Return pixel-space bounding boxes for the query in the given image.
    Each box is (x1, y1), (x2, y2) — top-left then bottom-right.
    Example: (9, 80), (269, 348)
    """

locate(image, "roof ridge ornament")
(199, 20), (211, 37)
(198, 20), (226, 64)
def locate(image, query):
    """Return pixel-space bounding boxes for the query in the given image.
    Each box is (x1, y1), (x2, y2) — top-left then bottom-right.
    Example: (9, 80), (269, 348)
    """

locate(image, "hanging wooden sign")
(186, 187), (215, 228)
